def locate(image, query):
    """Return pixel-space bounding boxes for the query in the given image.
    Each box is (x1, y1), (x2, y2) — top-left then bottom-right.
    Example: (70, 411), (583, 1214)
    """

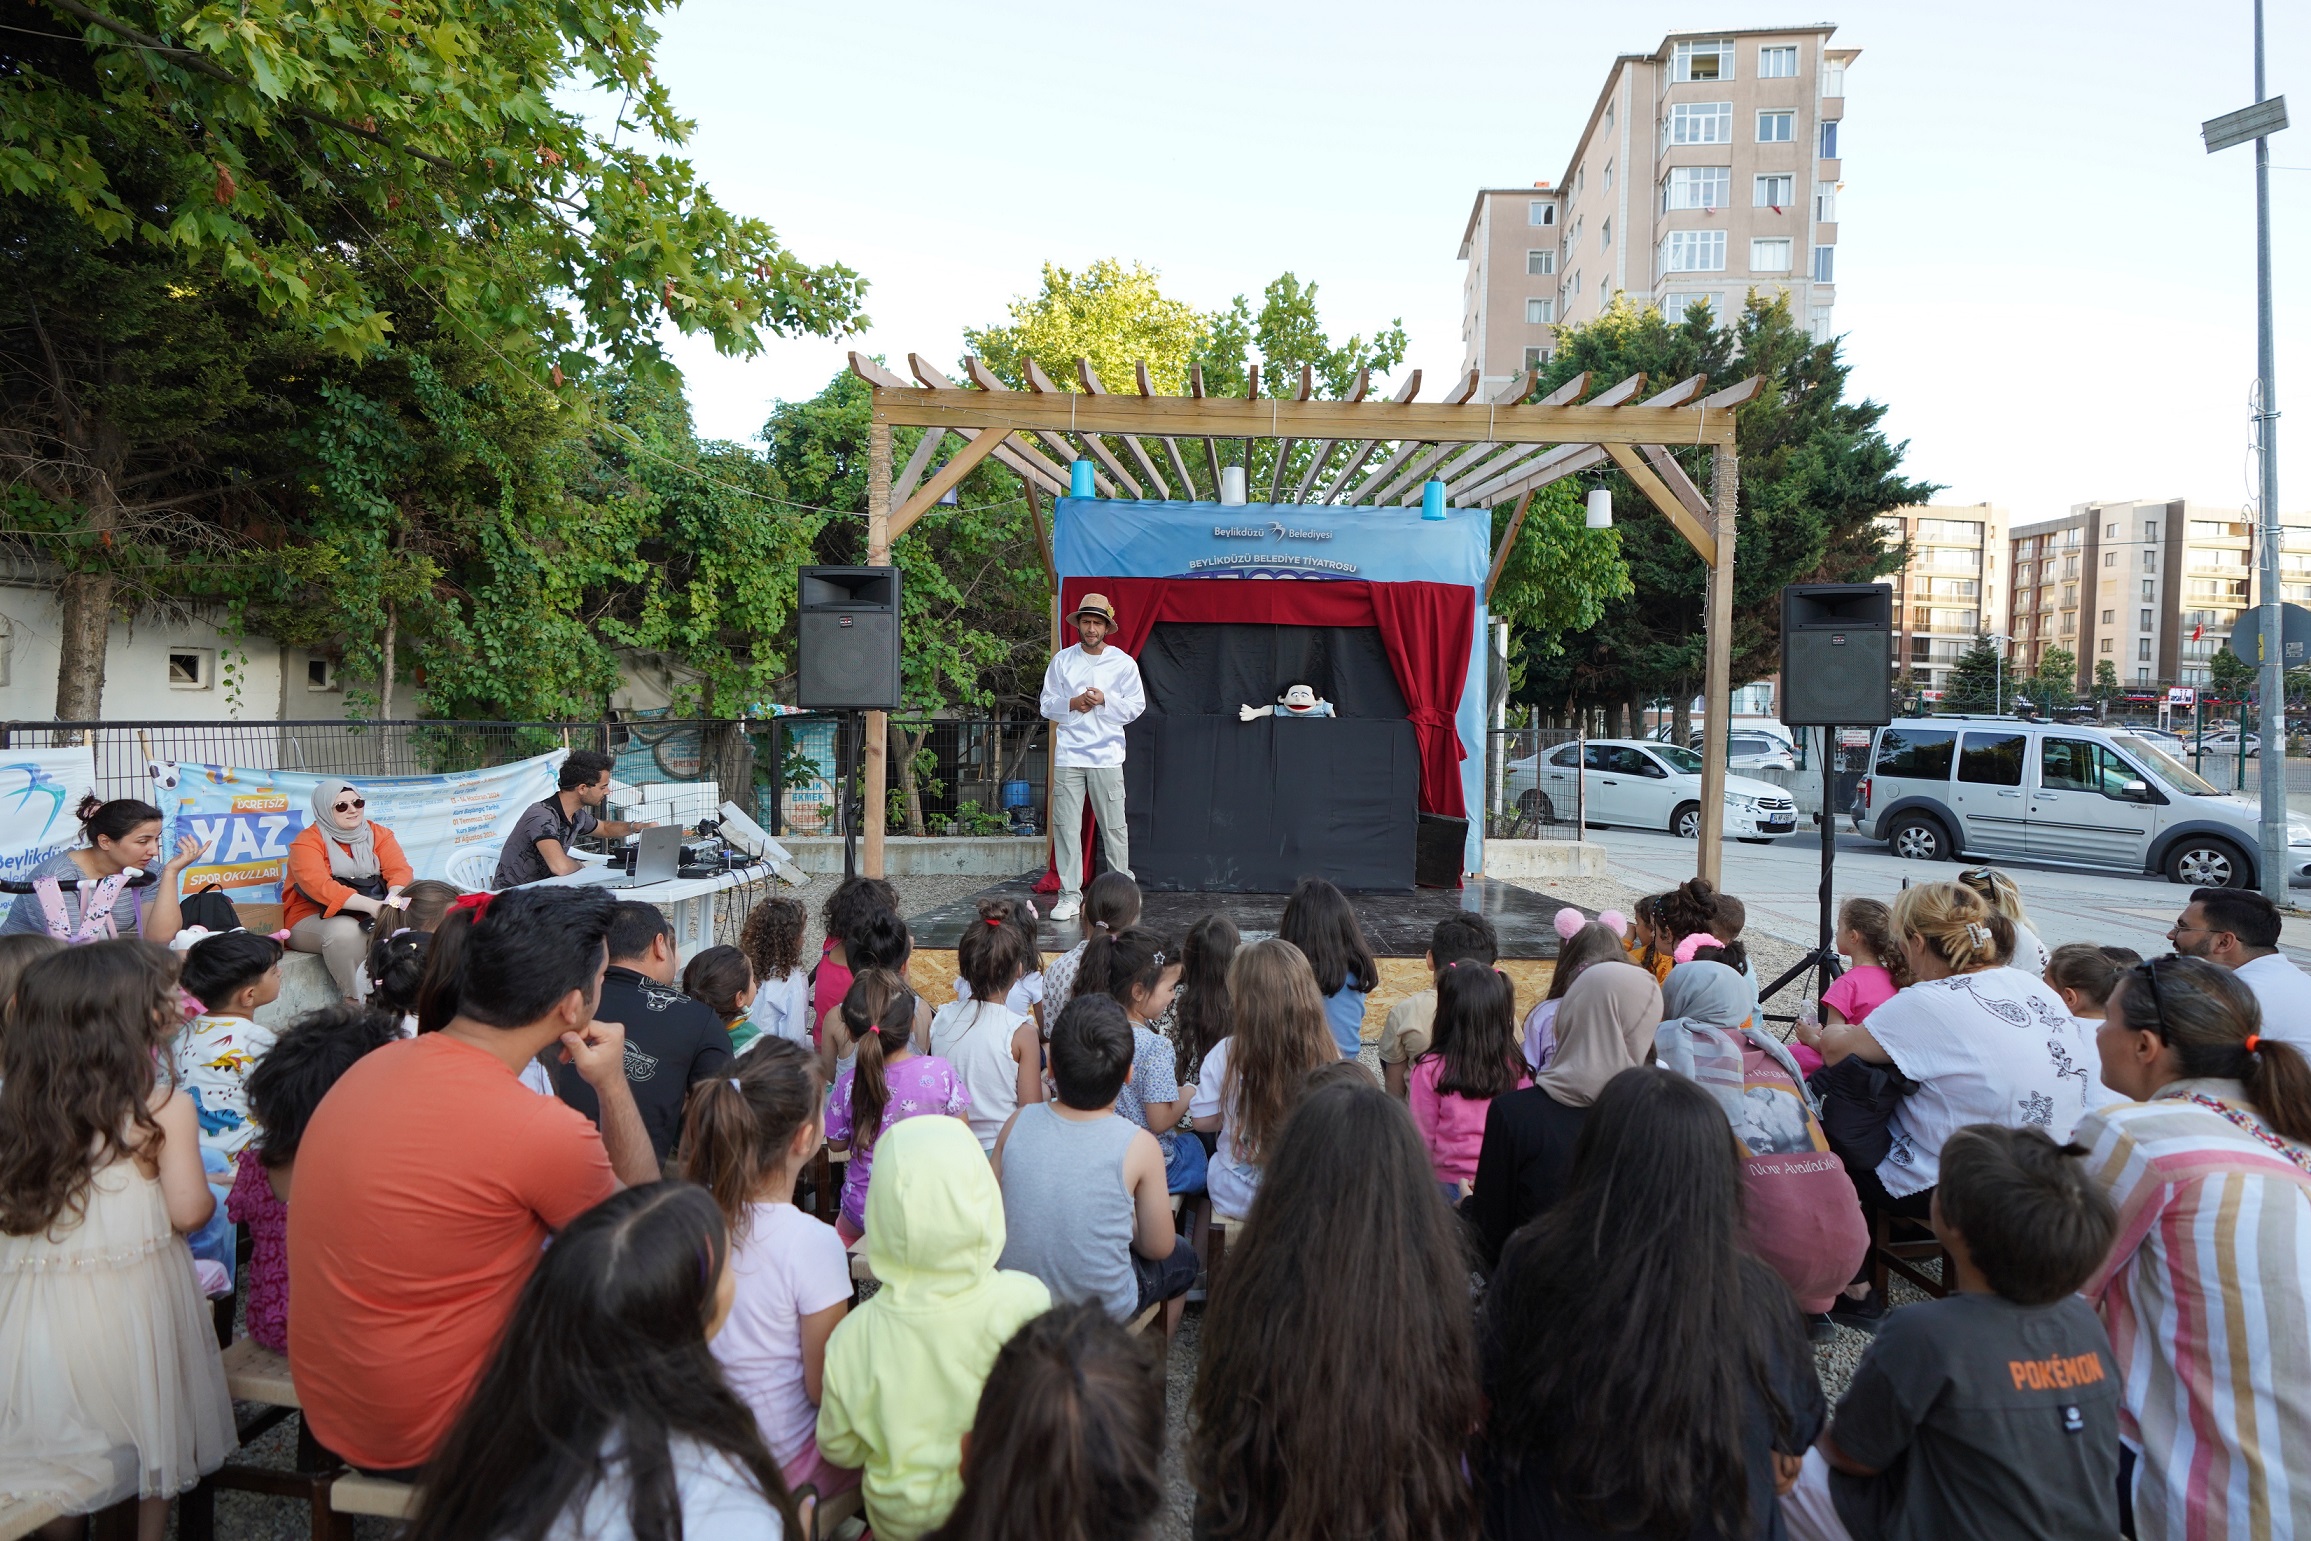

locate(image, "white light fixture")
(1218, 466), (1248, 506)
(1585, 486), (1614, 528)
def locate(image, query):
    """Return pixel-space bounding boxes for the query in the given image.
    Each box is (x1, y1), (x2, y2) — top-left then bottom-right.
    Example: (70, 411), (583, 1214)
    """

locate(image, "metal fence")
(1, 713), (1052, 840)
(1483, 726), (1584, 840)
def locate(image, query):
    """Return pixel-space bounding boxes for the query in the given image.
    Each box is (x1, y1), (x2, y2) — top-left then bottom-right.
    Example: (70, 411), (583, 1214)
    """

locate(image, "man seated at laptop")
(551, 901), (737, 1158)
(495, 749), (658, 889)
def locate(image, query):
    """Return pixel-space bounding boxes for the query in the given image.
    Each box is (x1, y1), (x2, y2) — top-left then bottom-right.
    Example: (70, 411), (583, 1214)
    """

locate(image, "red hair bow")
(450, 891), (495, 922)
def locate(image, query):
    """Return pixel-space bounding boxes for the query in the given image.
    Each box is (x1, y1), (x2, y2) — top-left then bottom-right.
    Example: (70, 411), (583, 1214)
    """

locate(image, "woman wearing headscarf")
(1462, 960), (1661, 1267)
(284, 780), (413, 1001)
(1657, 955), (1867, 1333)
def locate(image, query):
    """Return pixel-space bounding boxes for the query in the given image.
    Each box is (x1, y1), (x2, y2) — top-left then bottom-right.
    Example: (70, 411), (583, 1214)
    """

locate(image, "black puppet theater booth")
(1049, 499), (1489, 892)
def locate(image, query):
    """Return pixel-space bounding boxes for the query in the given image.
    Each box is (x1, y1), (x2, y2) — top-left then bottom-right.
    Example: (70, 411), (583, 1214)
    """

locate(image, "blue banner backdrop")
(1053, 498), (1490, 870)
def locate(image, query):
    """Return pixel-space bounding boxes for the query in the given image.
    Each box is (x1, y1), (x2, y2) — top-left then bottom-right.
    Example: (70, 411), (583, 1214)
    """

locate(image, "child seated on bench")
(681, 1037), (857, 1502)
(177, 929), (285, 1164)
(817, 1116), (1050, 1541)
(924, 1303), (1164, 1541)
(993, 996), (1198, 1322)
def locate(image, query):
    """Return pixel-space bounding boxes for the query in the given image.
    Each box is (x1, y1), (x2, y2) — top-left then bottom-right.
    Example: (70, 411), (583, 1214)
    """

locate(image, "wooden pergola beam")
(1189, 364), (1222, 490)
(1078, 360), (1170, 498)
(1024, 358), (1143, 498)
(1136, 361), (1199, 497)
(1265, 364), (1316, 504)
(1319, 369), (1423, 502)
(1602, 442), (1712, 561)
(891, 354), (1072, 494)
(888, 428), (1013, 542)
(1288, 367), (1369, 502)
(960, 356), (1118, 496)
(868, 383), (1729, 447)
(1342, 369), (1484, 505)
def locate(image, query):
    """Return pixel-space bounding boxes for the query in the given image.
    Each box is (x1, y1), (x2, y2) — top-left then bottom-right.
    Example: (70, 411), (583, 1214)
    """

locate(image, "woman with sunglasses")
(2078, 954), (2311, 1541)
(286, 780), (414, 1002)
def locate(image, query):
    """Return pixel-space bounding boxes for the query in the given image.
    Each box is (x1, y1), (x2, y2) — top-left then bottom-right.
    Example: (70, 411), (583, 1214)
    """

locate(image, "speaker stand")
(841, 711), (861, 882)
(1761, 724), (1846, 1012)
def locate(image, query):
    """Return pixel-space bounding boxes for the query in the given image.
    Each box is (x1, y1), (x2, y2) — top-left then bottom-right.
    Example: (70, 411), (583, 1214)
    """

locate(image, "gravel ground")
(185, 869), (1893, 1541)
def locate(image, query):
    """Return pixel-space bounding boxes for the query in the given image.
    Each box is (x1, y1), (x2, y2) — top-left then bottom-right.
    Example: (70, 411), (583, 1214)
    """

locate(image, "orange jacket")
(284, 822), (414, 929)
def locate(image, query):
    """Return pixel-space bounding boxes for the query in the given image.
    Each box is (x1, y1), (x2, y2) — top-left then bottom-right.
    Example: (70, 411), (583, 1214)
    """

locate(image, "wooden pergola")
(846, 351), (1762, 886)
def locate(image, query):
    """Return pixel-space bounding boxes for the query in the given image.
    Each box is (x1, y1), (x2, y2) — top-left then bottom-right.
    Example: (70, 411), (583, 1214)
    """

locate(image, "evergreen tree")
(1944, 636), (2008, 713)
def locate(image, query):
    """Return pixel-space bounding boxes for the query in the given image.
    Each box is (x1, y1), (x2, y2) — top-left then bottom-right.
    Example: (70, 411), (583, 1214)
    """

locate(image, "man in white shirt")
(1039, 593), (1146, 922)
(2169, 886), (2311, 1046)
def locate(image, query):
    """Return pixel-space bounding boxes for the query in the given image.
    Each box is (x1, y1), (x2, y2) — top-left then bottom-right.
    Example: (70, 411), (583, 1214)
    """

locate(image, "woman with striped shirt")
(2080, 954), (2311, 1540)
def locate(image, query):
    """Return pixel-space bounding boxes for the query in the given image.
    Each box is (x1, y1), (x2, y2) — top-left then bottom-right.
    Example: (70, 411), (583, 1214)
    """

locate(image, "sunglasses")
(2132, 957), (2173, 1041)
(334, 798), (366, 813)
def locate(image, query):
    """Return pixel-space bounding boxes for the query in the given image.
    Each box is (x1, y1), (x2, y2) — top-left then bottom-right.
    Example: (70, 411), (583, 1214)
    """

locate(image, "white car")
(1686, 727), (1799, 773)
(1504, 738), (1800, 841)
(2194, 729), (2260, 757)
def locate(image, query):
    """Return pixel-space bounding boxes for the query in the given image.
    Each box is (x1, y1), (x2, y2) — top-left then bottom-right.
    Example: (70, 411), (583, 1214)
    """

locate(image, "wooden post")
(1695, 443), (1739, 885)
(864, 419), (892, 878)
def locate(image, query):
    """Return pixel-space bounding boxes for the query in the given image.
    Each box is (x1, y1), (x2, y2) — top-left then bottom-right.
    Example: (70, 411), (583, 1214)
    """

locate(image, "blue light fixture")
(1421, 479), (1447, 520)
(1070, 459), (1096, 499)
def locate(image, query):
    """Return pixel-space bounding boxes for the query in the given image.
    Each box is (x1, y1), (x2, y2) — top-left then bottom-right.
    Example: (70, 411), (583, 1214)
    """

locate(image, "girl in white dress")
(0, 939), (234, 1537)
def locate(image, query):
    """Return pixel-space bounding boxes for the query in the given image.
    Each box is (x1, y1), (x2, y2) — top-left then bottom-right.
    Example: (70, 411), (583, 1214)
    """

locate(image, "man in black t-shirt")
(1788, 1124), (2121, 1541)
(551, 901), (734, 1159)
(493, 748), (658, 889)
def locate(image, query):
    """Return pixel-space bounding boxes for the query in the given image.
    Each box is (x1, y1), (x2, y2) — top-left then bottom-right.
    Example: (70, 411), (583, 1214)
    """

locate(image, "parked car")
(1504, 739), (1799, 841)
(2127, 726), (2189, 756)
(1853, 716), (2311, 887)
(1692, 727), (1798, 773)
(2193, 729), (2260, 757)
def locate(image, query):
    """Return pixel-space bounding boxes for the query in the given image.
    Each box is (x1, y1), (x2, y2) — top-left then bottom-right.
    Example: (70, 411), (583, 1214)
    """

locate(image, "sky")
(606, 0), (2310, 527)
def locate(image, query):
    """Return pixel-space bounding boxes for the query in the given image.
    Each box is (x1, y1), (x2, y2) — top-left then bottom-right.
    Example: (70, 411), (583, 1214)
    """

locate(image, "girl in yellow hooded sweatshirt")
(815, 1115), (1050, 1540)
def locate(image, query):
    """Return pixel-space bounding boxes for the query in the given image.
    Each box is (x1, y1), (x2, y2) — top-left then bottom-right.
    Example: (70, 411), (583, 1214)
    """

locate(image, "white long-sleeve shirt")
(1040, 643), (1147, 766)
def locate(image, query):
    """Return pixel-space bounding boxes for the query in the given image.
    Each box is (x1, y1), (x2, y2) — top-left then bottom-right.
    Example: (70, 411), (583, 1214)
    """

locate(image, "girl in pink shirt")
(1805, 897), (1910, 1076)
(1409, 961), (1531, 1193)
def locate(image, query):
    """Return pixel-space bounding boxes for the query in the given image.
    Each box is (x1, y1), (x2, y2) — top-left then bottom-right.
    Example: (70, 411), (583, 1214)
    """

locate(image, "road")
(1581, 823), (2311, 966)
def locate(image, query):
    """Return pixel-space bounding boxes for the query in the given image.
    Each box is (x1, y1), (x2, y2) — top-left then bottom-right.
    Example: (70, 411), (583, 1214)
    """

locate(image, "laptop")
(607, 825), (682, 889)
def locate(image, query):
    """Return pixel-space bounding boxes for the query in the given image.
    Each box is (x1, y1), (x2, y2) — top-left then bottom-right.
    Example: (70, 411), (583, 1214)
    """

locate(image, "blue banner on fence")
(152, 751), (565, 903)
(0, 746), (101, 885)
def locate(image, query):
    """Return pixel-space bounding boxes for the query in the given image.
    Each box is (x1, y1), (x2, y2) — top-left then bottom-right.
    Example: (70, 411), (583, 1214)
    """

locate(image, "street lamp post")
(2202, 1), (2289, 902)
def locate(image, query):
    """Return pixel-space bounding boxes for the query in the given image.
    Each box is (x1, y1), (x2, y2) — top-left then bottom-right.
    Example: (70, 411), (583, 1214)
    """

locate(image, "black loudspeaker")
(797, 567), (902, 710)
(1415, 813), (1468, 889)
(1780, 583), (1894, 727)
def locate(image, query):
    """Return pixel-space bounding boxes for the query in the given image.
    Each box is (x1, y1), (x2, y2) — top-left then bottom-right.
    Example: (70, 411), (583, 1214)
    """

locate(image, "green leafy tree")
(2095, 658), (2121, 703)
(1191, 274), (1407, 497)
(1, 0), (862, 716)
(2210, 646), (2255, 702)
(1944, 635), (2009, 713)
(2026, 645), (2077, 711)
(1514, 293), (1936, 734)
(966, 260), (1209, 398)
(1487, 482), (1633, 687)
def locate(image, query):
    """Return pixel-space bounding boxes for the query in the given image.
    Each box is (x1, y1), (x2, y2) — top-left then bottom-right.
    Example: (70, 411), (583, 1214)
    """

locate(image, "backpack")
(178, 884), (242, 934)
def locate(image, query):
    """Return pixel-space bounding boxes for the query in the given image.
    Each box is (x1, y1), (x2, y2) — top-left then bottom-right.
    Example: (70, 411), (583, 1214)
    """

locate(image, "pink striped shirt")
(2080, 1079), (2311, 1540)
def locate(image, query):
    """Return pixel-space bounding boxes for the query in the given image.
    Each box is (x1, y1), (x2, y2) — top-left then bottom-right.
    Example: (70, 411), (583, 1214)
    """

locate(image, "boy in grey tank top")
(992, 996), (1199, 1326)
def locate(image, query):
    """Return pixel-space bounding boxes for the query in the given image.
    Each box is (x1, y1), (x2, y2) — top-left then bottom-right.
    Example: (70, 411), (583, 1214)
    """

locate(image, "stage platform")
(905, 876), (1572, 1044)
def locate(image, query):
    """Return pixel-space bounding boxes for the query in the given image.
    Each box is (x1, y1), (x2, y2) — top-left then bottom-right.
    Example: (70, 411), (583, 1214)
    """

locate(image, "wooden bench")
(0, 1495), (62, 1541)
(1866, 1206), (1950, 1301)
(330, 1473), (418, 1521)
(180, 1338), (351, 1541)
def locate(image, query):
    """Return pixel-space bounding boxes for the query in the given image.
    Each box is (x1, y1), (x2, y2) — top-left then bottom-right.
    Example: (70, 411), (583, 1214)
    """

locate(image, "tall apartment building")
(1869, 504), (2009, 697)
(1458, 27), (1857, 396)
(2007, 500), (2311, 693)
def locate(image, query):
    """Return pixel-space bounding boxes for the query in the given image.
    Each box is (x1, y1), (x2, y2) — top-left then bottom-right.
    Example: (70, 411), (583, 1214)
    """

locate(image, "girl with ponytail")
(679, 1039), (860, 1502)
(1077, 926), (1204, 1195)
(929, 900), (1044, 1152)
(823, 968), (967, 1242)
(2079, 955), (2311, 1536)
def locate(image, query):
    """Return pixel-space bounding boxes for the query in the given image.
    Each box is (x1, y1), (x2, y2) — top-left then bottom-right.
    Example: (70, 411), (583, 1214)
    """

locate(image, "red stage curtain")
(1055, 576), (1471, 818)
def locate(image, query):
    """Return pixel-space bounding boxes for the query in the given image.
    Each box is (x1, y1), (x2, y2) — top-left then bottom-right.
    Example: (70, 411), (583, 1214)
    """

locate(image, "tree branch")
(36, 0), (456, 170)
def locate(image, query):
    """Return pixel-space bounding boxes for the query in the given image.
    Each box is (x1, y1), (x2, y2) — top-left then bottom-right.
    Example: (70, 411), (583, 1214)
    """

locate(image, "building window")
(1750, 238), (1793, 272)
(1528, 249), (1556, 275)
(2138, 668), (2151, 683)
(1605, 102), (1614, 131)
(1822, 59), (1847, 96)
(2142, 579), (2155, 598)
(1664, 165), (1731, 209)
(306, 656), (340, 691)
(1663, 292), (1722, 321)
(1811, 244), (1836, 282)
(1755, 173), (1794, 207)
(1526, 298), (1555, 324)
(1808, 305), (1833, 341)
(2105, 552), (2117, 567)
(1757, 110), (1795, 143)
(1523, 346), (1550, 370)
(1600, 217), (1611, 249)
(2105, 523), (2118, 538)
(1568, 270), (1581, 296)
(2138, 639), (2152, 661)
(2144, 552), (2156, 572)
(1670, 102), (1735, 145)
(1529, 201), (1556, 226)
(1603, 160), (1613, 191)
(2140, 609), (2154, 631)
(167, 648), (213, 690)
(1759, 44), (1798, 77)
(2101, 609), (2115, 625)
(1672, 38), (1734, 82)
(1820, 120), (1840, 157)
(2100, 638), (2114, 654)
(1814, 183), (1837, 222)
(1576, 167), (1585, 195)
(2061, 612), (2076, 635)
(1662, 230), (1727, 271)
(2144, 521), (2158, 542)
